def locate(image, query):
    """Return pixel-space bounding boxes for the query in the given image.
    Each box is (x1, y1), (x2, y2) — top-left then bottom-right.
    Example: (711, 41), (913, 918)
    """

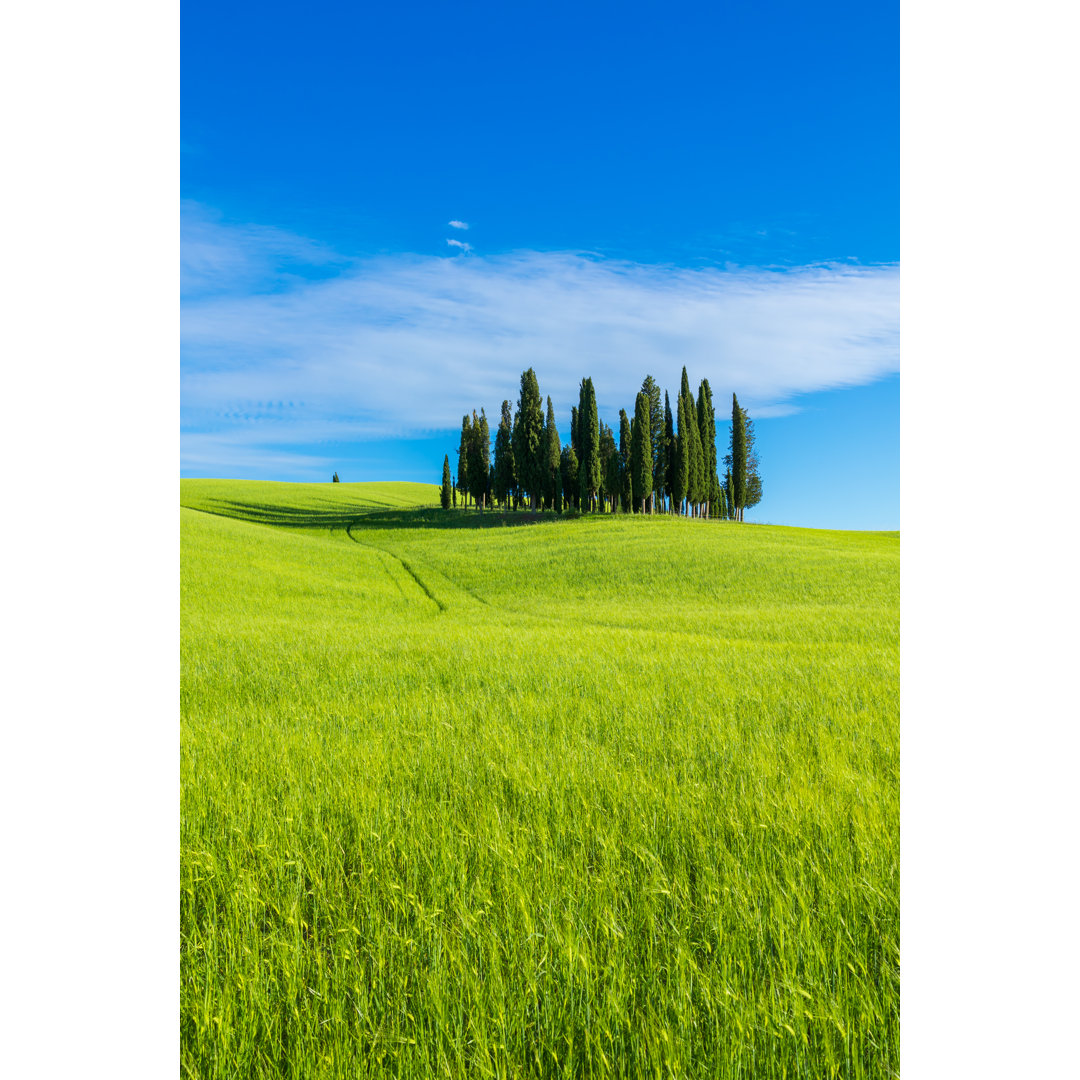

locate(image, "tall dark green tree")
(685, 390), (705, 516)
(725, 467), (735, 520)
(457, 414), (473, 508)
(440, 455), (452, 509)
(631, 391), (653, 514)
(673, 395), (689, 515)
(466, 410), (482, 511)
(570, 406), (580, 459)
(730, 393), (747, 521)
(475, 408), (491, 510)
(677, 367), (702, 515)
(599, 421), (617, 512)
(640, 375), (663, 512)
(696, 379), (717, 518)
(493, 399), (515, 509)
(744, 411), (762, 515)
(618, 409), (633, 513)
(663, 391), (676, 513)
(544, 396), (561, 510)
(513, 368), (544, 509)
(560, 445), (579, 511)
(715, 476), (727, 520)
(577, 377), (601, 511)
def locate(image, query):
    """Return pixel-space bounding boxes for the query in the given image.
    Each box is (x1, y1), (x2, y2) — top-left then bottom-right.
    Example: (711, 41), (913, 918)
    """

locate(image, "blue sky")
(182, 0), (898, 529)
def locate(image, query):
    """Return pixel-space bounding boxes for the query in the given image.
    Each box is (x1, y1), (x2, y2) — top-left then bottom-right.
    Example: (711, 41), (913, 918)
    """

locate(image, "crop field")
(181, 480), (899, 1078)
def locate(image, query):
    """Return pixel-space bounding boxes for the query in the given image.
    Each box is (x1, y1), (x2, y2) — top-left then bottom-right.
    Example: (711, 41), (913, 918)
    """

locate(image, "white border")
(3, 1), (179, 1073)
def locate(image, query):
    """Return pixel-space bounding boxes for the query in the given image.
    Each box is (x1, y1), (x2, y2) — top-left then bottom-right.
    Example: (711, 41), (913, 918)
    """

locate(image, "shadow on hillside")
(184, 500), (573, 531)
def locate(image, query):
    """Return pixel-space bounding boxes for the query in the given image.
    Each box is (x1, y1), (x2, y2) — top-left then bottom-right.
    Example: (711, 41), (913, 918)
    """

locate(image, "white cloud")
(182, 206), (898, 465)
(448, 220), (469, 230)
(445, 237), (473, 253)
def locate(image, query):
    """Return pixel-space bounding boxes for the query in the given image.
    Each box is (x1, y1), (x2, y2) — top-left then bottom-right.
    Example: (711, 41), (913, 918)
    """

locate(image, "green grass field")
(181, 479), (898, 1078)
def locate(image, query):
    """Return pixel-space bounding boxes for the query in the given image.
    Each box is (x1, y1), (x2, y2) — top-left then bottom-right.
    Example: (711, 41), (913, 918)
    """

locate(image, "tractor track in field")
(346, 523), (446, 612)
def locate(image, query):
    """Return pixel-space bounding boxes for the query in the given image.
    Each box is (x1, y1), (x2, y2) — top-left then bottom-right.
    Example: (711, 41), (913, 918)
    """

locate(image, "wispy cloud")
(182, 205), (898, 473)
(181, 201), (349, 299)
(445, 237), (473, 253)
(448, 220), (469, 230)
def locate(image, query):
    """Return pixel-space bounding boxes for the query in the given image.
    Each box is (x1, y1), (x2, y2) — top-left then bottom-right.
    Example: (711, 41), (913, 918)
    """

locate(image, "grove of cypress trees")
(631, 390), (653, 514)
(513, 368), (544, 509)
(577, 377), (600, 512)
(730, 393), (747, 521)
(440, 455), (452, 509)
(544, 396), (561, 511)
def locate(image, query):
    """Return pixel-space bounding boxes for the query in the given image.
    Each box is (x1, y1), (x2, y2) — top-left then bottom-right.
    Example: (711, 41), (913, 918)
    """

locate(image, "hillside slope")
(181, 484), (899, 1078)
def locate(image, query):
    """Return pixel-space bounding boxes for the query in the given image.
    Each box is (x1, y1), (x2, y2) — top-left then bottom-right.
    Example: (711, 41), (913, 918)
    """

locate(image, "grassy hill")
(181, 480), (899, 1078)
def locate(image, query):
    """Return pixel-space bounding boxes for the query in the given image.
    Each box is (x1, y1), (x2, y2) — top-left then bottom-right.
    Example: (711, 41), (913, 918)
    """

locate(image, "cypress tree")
(457, 414), (472, 508)
(332, 471), (340, 483)
(677, 368), (700, 514)
(725, 468), (735, 520)
(513, 368), (544, 509)
(685, 393), (705, 516)
(619, 409), (633, 513)
(663, 391), (675, 513)
(577, 377), (601, 511)
(493, 399), (515, 510)
(697, 379), (717, 519)
(570, 406), (580, 459)
(440, 455), (452, 509)
(452, 480), (457, 508)
(630, 393), (643, 514)
(641, 375), (663, 512)
(544, 396), (561, 511)
(730, 393), (747, 521)
(631, 391), (653, 514)
(674, 394), (689, 515)
(476, 408), (490, 510)
(744, 411), (763, 515)
(467, 410), (481, 511)
(560, 445), (579, 511)
(600, 422), (619, 512)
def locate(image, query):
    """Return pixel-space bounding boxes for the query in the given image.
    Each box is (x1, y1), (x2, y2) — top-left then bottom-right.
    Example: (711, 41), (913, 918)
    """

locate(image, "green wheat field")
(181, 479), (899, 1078)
